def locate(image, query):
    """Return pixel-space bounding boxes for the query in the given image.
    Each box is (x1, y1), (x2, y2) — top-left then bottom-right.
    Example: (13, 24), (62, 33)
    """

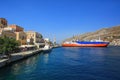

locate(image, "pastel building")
(15, 32), (27, 45)
(26, 31), (45, 48)
(7, 24), (27, 45)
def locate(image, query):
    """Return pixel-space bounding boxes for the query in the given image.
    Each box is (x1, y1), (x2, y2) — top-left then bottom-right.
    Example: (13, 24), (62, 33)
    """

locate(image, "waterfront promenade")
(0, 48), (44, 68)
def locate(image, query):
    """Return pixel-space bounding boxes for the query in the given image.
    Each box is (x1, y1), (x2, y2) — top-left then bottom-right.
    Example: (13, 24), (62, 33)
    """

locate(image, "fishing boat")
(62, 40), (109, 47)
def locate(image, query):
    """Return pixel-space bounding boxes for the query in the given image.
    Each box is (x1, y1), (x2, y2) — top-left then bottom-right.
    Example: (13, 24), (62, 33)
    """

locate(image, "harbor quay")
(0, 48), (52, 68)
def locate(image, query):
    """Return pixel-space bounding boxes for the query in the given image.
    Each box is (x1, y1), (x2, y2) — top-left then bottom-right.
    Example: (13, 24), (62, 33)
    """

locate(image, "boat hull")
(62, 41), (109, 47)
(62, 44), (108, 47)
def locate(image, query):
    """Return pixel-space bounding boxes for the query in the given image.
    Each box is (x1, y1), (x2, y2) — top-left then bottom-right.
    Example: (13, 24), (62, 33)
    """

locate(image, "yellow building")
(15, 32), (27, 45)
(7, 25), (26, 45)
(26, 31), (44, 48)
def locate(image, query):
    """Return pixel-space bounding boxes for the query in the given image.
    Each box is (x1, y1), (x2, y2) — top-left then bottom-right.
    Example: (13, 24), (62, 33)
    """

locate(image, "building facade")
(26, 31), (44, 48)
(0, 18), (8, 28)
(0, 27), (16, 39)
(15, 32), (27, 45)
(9, 24), (24, 32)
(0, 18), (45, 48)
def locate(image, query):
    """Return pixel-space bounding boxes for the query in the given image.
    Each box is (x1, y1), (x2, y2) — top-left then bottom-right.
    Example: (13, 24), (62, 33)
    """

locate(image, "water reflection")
(0, 47), (120, 80)
(43, 53), (50, 64)
(11, 54), (40, 75)
(62, 47), (107, 66)
(63, 47), (81, 59)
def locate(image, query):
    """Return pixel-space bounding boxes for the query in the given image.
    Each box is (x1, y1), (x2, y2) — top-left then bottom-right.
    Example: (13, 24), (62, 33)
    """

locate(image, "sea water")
(0, 46), (120, 80)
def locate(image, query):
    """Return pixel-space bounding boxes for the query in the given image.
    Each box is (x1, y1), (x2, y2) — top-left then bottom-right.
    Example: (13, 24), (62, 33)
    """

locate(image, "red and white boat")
(62, 40), (109, 47)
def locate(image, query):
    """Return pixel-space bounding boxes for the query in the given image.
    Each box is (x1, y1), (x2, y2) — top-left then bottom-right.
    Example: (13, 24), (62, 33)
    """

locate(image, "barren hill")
(63, 26), (120, 46)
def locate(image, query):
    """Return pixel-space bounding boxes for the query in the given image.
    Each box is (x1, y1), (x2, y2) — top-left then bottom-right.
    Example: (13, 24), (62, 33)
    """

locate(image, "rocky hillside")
(63, 26), (120, 46)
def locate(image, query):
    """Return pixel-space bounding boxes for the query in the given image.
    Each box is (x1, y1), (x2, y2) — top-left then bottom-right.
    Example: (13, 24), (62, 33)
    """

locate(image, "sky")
(0, 0), (120, 43)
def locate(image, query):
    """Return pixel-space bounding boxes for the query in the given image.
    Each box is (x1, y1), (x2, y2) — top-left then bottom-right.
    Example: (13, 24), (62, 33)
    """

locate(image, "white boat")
(42, 44), (52, 52)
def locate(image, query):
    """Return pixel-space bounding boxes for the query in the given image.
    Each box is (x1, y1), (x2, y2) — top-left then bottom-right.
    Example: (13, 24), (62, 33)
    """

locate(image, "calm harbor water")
(0, 47), (120, 80)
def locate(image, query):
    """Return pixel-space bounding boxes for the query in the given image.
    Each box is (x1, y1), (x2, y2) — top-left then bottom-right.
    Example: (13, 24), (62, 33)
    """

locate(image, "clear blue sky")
(1, 0), (120, 43)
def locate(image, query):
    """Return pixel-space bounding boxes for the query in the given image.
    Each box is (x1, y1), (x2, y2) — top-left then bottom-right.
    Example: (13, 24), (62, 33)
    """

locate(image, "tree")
(0, 36), (20, 56)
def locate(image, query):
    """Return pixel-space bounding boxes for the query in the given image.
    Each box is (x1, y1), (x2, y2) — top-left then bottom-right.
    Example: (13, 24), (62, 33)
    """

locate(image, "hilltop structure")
(0, 18), (7, 28)
(0, 18), (16, 39)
